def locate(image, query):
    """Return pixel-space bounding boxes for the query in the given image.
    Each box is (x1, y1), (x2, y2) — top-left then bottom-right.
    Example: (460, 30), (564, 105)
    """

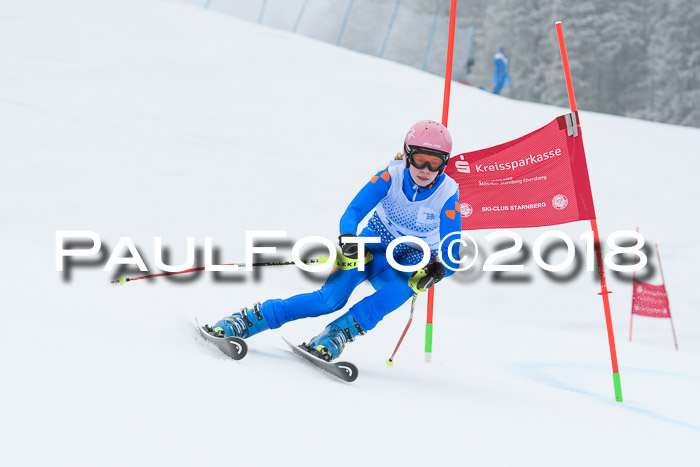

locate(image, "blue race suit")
(492, 51), (510, 95)
(260, 162), (462, 333)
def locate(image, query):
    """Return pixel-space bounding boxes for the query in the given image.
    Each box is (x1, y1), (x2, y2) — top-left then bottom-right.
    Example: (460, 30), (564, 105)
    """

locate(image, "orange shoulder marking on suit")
(371, 170), (390, 184)
(446, 210), (456, 220)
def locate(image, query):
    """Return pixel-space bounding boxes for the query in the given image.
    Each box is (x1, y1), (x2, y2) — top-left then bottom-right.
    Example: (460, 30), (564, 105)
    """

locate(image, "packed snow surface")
(1, 1), (699, 465)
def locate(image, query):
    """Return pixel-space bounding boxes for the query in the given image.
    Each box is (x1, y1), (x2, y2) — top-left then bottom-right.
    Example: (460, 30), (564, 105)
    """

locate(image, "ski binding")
(195, 317), (247, 360)
(282, 337), (358, 382)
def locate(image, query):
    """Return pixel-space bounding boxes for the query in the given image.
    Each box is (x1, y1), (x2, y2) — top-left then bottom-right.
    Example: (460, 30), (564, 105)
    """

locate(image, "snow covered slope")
(1, 0), (699, 465)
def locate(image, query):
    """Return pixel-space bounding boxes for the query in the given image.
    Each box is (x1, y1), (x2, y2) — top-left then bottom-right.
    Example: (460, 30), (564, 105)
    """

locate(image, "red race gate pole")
(556, 21), (623, 402)
(656, 244), (679, 350)
(426, 0), (458, 363)
(441, 0), (457, 128)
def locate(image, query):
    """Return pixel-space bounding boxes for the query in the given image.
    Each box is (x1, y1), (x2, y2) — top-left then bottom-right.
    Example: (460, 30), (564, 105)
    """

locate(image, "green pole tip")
(385, 359), (394, 367)
(613, 372), (623, 402)
(424, 322), (433, 353)
(119, 278), (126, 285)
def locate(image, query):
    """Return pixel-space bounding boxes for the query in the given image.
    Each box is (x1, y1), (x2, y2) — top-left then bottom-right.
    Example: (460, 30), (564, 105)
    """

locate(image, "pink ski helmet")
(403, 120), (452, 174)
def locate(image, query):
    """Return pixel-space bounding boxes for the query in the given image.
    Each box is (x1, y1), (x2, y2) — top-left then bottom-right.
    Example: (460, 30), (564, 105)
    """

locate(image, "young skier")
(209, 120), (462, 361)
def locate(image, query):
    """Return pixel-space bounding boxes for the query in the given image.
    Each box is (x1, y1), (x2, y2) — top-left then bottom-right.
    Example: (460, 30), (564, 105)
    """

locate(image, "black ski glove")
(408, 262), (446, 293)
(338, 233), (359, 259)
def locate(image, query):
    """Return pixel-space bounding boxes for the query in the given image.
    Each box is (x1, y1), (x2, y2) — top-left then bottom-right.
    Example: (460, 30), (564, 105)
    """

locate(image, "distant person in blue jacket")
(493, 46), (510, 95)
(206, 121), (462, 362)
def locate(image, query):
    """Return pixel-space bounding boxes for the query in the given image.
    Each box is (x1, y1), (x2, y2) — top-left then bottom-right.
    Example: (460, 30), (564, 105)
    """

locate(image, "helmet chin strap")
(409, 172), (439, 191)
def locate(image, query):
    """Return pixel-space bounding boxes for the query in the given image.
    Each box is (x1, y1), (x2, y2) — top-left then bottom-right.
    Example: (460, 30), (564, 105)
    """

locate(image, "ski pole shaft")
(386, 294), (417, 365)
(111, 256), (328, 285)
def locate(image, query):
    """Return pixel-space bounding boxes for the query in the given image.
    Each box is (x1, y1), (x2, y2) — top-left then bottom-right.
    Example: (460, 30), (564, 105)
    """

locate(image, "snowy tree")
(211, 0), (700, 128)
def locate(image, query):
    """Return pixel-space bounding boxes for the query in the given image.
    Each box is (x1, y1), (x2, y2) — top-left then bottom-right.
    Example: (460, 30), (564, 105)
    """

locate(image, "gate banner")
(445, 113), (596, 230)
(631, 281), (671, 318)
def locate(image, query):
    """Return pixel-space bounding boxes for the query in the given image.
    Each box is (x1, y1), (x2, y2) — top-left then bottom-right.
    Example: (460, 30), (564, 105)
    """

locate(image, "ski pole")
(111, 256), (330, 285)
(385, 293), (418, 366)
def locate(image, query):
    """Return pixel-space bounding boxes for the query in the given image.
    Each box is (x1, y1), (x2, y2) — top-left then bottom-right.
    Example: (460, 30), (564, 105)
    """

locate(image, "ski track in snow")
(514, 362), (700, 431)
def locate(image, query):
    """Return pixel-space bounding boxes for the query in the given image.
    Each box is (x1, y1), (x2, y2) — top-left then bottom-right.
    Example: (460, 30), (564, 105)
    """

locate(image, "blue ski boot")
(211, 302), (270, 339)
(305, 313), (365, 361)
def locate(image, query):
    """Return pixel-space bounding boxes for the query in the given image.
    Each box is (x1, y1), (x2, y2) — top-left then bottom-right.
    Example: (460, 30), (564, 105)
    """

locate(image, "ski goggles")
(405, 145), (450, 172)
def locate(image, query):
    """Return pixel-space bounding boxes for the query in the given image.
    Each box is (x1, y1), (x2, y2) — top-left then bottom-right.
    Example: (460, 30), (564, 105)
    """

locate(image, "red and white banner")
(445, 113), (596, 230)
(631, 281), (671, 318)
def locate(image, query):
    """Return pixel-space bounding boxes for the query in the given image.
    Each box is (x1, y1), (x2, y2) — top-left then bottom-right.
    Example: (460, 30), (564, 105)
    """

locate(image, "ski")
(195, 317), (247, 360)
(282, 337), (358, 382)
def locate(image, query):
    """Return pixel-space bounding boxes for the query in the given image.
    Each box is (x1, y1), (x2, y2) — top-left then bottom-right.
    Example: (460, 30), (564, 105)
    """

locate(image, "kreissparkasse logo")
(455, 154), (470, 173)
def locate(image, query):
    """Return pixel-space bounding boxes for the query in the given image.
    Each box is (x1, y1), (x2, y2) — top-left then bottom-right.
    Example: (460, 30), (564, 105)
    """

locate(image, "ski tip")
(281, 336), (296, 348)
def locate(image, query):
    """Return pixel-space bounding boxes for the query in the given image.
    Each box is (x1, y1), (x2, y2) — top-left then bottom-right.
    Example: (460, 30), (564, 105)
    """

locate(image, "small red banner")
(445, 114), (596, 230)
(632, 281), (671, 318)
